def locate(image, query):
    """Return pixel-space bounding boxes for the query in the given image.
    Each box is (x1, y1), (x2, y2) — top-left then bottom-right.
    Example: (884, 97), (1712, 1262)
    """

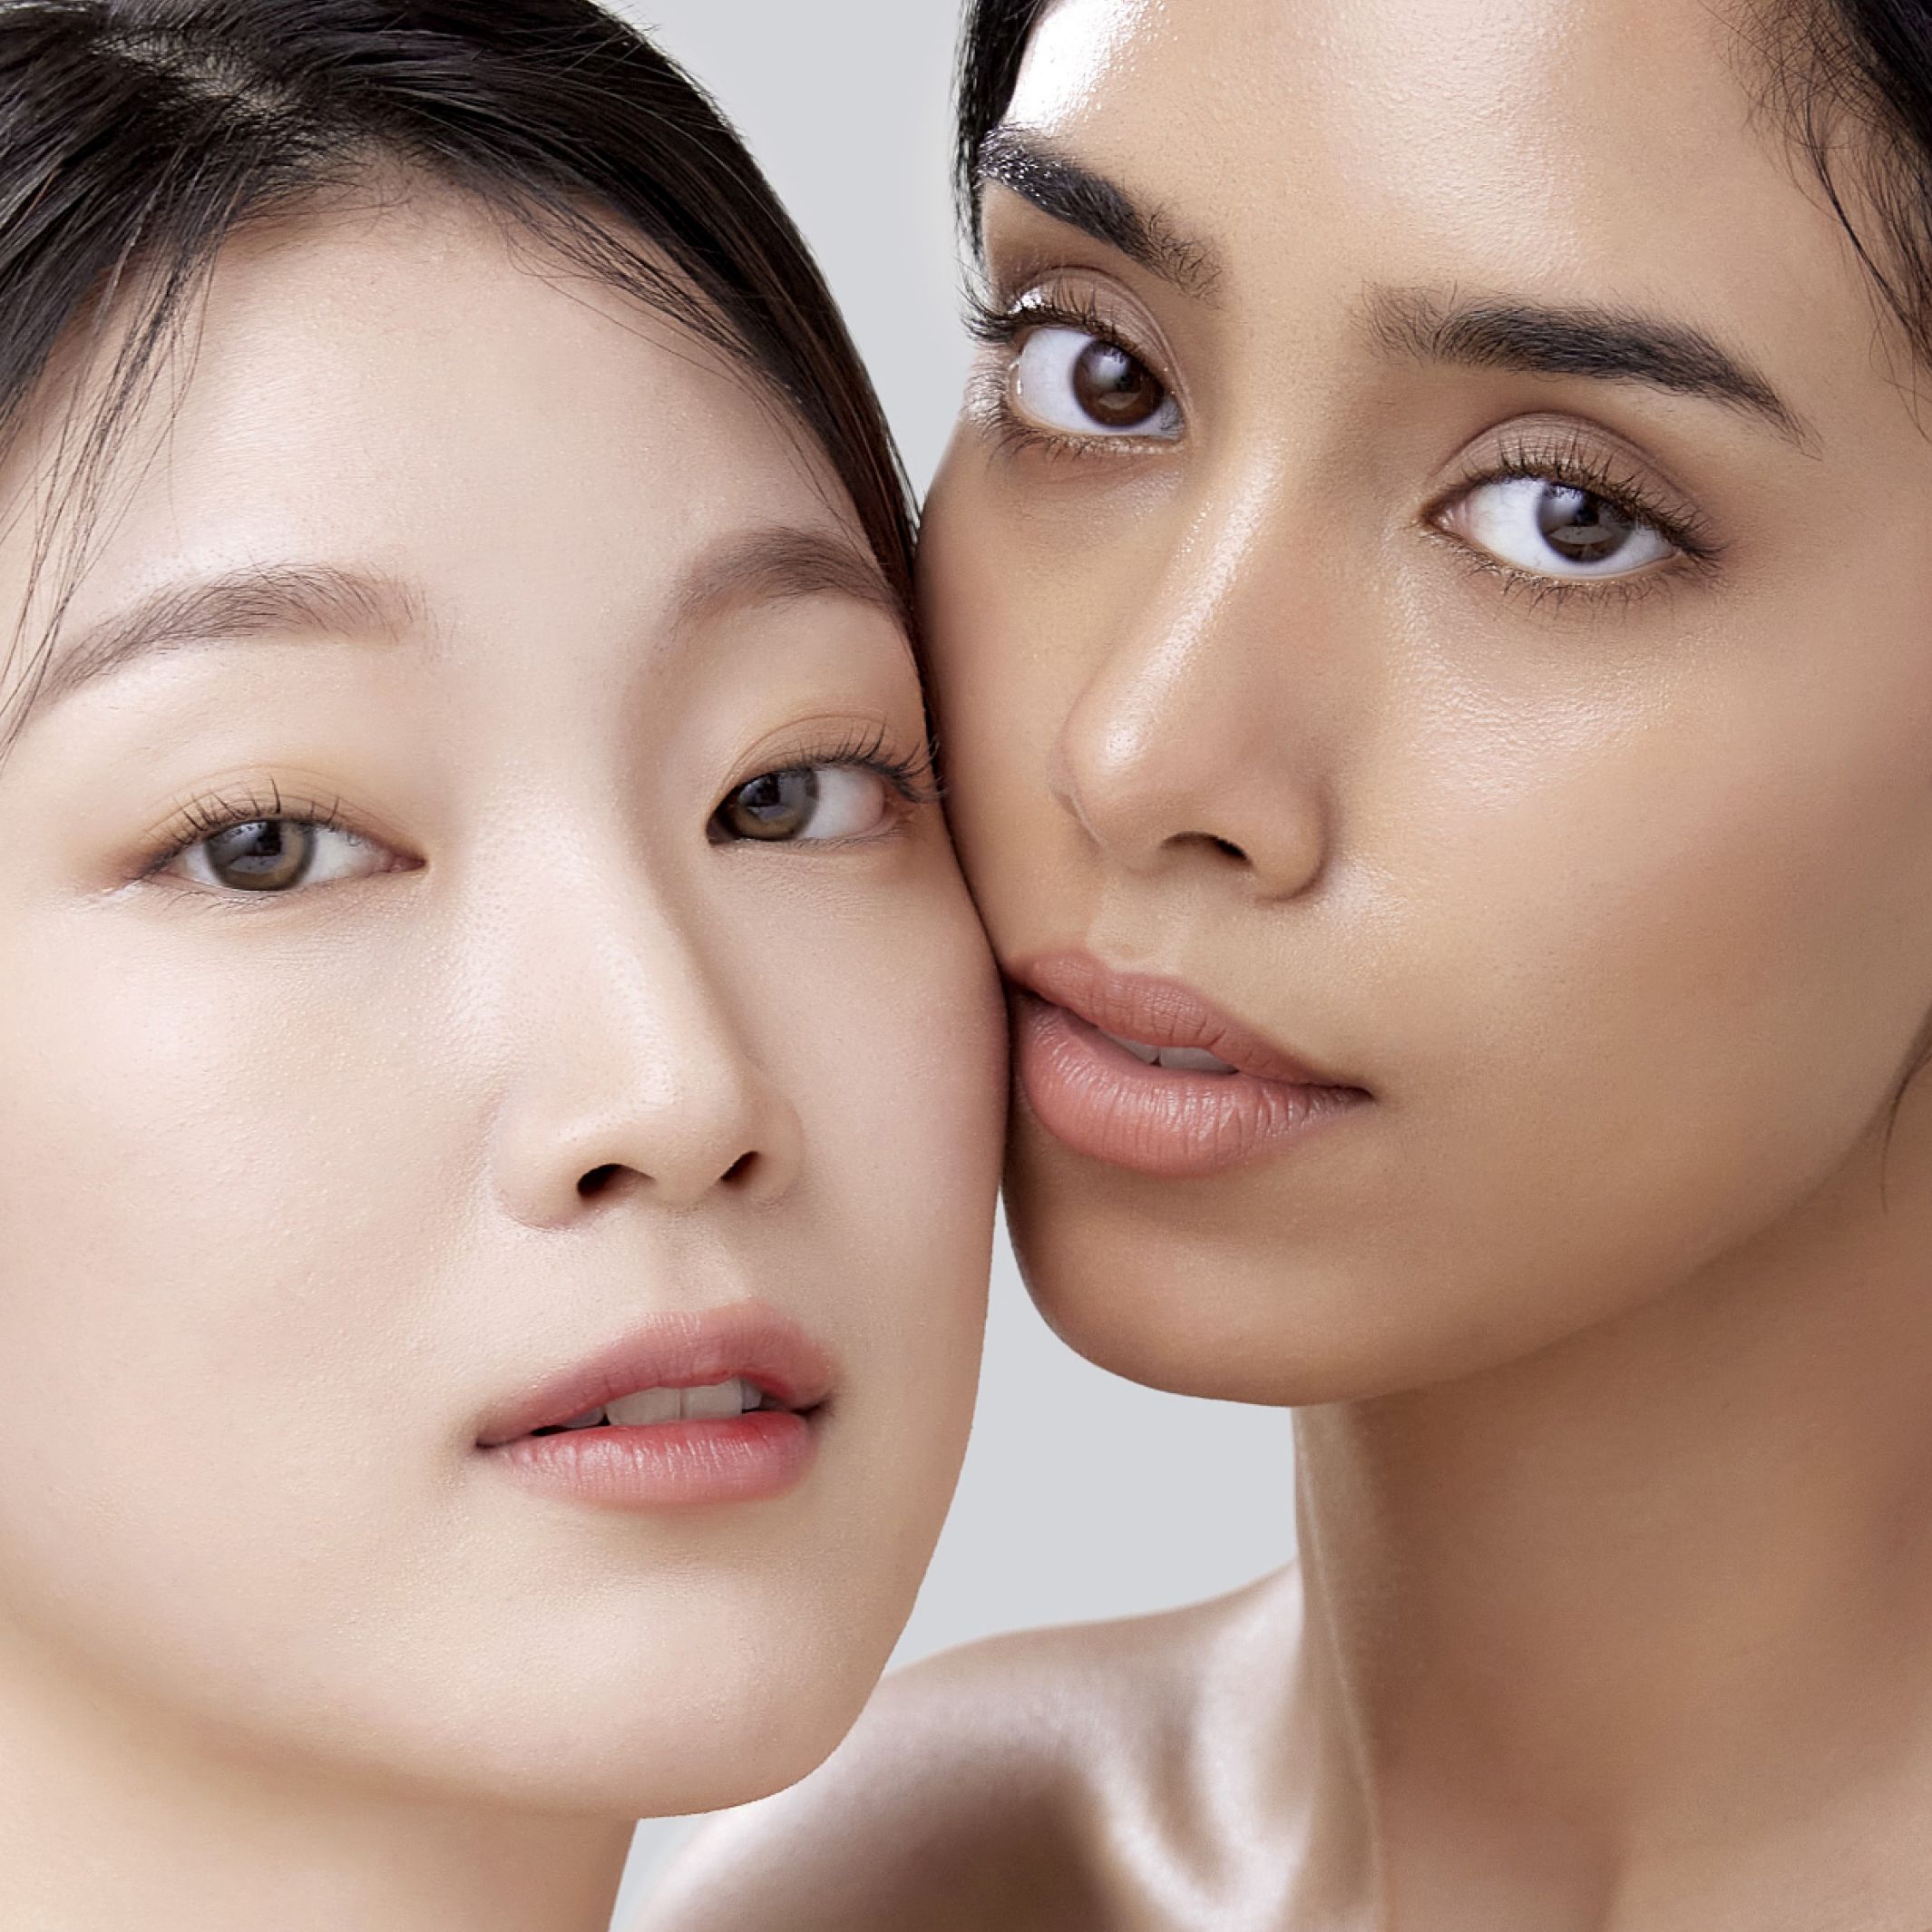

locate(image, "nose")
(1050, 515), (1334, 902)
(484, 882), (804, 1229)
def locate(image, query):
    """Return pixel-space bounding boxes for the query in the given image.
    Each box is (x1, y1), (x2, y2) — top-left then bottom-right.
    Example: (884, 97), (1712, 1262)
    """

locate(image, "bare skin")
(0, 181), (1002, 1932)
(643, 0), (1932, 1926)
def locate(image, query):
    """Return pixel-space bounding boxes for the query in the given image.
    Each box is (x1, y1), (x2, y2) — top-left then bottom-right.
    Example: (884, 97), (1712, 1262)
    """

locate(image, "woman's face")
(923, 0), (1932, 1402)
(0, 184), (1002, 1812)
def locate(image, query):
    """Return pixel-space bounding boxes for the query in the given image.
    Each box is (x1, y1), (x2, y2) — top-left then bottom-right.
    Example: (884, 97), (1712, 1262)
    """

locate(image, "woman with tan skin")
(644, 0), (1932, 1927)
(0, 4), (1004, 1927)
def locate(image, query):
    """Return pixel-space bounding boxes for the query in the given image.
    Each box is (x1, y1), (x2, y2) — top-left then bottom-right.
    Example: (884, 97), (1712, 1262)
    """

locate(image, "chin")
(278, 1610), (896, 1822)
(1000, 1127), (1428, 1406)
(1001, 1124), (1746, 1410)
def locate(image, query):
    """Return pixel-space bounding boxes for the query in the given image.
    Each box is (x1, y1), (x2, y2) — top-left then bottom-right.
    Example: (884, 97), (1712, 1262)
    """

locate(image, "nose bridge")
(1054, 471), (1336, 893)
(479, 836), (801, 1224)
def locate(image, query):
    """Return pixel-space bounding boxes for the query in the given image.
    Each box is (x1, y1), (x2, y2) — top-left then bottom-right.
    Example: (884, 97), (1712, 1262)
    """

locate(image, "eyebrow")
(11, 522), (898, 729)
(669, 526), (903, 634)
(976, 126), (1222, 300)
(19, 563), (422, 728)
(1368, 286), (1810, 445)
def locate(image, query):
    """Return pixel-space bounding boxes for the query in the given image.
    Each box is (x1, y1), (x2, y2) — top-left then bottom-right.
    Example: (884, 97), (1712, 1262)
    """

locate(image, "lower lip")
(1013, 992), (1365, 1178)
(489, 1411), (815, 1508)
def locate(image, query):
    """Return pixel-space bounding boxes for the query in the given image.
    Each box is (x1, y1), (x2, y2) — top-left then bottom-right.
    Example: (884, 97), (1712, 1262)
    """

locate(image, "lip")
(477, 1301), (834, 1509)
(1009, 951), (1370, 1178)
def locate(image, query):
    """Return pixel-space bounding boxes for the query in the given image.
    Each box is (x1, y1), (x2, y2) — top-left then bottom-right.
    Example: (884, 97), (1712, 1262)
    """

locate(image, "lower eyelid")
(1429, 528), (1689, 610)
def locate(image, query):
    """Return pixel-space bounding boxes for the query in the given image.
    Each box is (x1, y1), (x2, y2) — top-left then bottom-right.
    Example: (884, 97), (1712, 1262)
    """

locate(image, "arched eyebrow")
(15, 563), (423, 731)
(668, 526), (903, 636)
(976, 126), (1222, 300)
(1367, 286), (1812, 447)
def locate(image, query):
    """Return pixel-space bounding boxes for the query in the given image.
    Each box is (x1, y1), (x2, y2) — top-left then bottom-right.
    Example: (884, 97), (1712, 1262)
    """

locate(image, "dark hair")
(954, 0), (1049, 232)
(0, 0), (913, 743)
(954, 0), (1932, 360)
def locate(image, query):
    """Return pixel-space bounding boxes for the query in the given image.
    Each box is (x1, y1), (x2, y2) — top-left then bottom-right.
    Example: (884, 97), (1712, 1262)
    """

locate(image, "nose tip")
(487, 917), (807, 1229)
(1052, 696), (1327, 902)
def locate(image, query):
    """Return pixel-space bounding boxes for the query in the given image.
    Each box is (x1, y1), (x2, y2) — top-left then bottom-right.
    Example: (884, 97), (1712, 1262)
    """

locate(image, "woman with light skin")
(0, 4), (1004, 1927)
(645, 0), (1932, 1927)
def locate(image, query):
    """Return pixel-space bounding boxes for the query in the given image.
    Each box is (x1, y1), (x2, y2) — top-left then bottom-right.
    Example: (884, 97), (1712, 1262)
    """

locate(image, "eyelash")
(1426, 428), (1722, 609)
(963, 283), (1178, 462)
(969, 283), (1721, 610)
(711, 725), (943, 841)
(135, 780), (359, 885)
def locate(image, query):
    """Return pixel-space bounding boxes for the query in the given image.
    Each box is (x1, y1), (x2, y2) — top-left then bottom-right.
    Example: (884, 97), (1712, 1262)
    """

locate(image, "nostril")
(721, 1150), (757, 1186)
(577, 1163), (622, 1200)
(1164, 829), (1249, 864)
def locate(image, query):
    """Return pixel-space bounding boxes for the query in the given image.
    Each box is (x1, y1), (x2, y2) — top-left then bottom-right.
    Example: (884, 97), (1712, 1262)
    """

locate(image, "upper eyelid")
(141, 792), (356, 873)
(972, 272), (1179, 376)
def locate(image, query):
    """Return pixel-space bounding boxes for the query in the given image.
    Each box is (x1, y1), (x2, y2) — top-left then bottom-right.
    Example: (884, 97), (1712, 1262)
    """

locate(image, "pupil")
(1073, 340), (1165, 429)
(1536, 484), (1634, 563)
(206, 819), (312, 893)
(726, 767), (818, 841)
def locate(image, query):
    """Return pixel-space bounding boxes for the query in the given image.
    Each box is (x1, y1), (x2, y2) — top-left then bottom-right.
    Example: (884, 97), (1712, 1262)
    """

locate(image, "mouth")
(478, 1303), (834, 1508)
(525, 1378), (795, 1434)
(1008, 951), (1370, 1178)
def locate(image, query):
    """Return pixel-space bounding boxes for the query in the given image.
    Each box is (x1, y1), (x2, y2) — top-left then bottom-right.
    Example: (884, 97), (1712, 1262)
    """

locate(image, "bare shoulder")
(633, 1567), (1298, 1932)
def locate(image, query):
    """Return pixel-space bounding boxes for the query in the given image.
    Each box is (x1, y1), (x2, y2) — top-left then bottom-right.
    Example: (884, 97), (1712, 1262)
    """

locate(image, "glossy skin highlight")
(0, 183), (1003, 1931)
(648, 1), (1932, 1927)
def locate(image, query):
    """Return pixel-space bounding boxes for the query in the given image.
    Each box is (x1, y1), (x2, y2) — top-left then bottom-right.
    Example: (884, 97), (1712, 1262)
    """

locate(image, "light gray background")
(607, 5), (1295, 1917)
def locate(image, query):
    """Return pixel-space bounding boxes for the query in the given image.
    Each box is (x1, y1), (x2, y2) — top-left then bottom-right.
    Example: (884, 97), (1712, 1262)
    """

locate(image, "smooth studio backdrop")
(609, 5), (1294, 1917)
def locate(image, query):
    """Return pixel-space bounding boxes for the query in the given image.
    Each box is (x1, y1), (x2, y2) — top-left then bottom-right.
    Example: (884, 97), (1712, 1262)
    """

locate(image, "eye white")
(1446, 475), (1676, 580)
(1008, 326), (1182, 439)
(794, 767), (893, 842)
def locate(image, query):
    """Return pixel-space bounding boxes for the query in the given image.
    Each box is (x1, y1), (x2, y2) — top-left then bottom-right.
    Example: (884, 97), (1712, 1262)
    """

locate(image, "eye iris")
(724, 768), (819, 841)
(1536, 484), (1636, 564)
(204, 819), (313, 892)
(1072, 340), (1165, 429)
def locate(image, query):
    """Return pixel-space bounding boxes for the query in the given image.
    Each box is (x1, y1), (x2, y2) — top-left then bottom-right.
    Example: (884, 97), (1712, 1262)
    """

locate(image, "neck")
(1289, 1106), (1932, 1928)
(0, 1625), (631, 1932)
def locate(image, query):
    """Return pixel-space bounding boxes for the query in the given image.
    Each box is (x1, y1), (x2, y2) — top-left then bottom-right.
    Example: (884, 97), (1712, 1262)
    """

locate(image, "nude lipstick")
(477, 1303), (834, 1508)
(1010, 951), (1368, 1178)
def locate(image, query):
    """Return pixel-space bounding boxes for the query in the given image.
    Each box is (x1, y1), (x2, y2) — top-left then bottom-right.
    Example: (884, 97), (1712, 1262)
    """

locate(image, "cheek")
(744, 849), (1006, 1407)
(1386, 660), (1932, 1327)
(0, 903), (462, 1681)
(922, 501), (1086, 929)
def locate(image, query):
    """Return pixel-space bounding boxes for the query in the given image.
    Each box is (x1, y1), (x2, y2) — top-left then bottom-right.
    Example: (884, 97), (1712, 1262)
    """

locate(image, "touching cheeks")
(923, 0), (1932, 1402)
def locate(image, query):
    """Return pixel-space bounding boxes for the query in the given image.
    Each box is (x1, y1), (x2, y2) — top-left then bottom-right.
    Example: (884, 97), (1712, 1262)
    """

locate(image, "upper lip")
(1010, 950), (1361, 1089)
(476, 1300), (837, 1446)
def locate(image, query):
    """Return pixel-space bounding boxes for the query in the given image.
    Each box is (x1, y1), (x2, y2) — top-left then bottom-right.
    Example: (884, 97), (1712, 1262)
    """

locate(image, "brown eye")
(202, 819), (315, 892)
(1008, 326), (1182, 441)
(1439, 475), (1677, 581)
(1535, 486), (1638, 564)
(1071, 340), (1166, 429)
(710, 765), (897, 846)
(160, 812), (397, 896)
(716, 768), (819, 842)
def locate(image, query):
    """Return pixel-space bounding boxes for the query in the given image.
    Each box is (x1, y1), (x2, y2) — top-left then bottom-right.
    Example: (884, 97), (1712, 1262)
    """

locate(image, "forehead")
(1005, 0), (1871, 389)
(7, 183), (851, 642)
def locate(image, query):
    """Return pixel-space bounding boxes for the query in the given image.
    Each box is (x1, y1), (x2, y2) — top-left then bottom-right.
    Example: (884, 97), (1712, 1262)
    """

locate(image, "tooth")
(1156, 1047), (1237, 1074)
(1102, 1030), (1161, 1065)
(681, 1379), (746, 1421)
(606, 1387), (681, 1427)
(559, 1405), (607, 1430)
